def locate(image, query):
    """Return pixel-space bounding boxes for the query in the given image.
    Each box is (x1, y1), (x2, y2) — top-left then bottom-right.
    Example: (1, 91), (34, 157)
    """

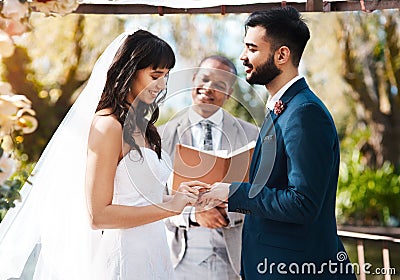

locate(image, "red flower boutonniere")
(274, 100), (285, 115)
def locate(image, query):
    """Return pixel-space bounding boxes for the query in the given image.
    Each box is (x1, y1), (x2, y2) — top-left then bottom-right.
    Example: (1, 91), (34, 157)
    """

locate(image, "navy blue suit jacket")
(228, 78), (356, 279)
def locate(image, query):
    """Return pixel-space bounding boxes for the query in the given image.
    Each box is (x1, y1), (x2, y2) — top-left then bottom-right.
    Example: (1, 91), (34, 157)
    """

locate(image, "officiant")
(158, 55), (258, 280)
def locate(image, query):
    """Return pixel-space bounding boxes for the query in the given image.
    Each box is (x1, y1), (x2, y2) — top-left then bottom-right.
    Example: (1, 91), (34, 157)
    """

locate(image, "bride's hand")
(169, 181), (210, 213)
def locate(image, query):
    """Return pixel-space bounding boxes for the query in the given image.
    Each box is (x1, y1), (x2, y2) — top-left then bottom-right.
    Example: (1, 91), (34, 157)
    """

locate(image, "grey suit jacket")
(159, 108), (259, 277)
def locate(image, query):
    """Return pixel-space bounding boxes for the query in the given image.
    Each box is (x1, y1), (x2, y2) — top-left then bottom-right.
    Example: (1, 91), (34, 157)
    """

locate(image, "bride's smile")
(130, 67), (170, 106)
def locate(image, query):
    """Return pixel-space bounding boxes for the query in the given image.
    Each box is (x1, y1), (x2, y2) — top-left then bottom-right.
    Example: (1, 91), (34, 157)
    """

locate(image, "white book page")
(214, 150), (228, 157)
(228, 140), (257, 157)
(178, 142), (255, 158)
(178, 143), (228, 157)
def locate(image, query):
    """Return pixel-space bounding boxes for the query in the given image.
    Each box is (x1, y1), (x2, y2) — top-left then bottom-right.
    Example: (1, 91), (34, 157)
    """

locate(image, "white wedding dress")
(92, 147), (175, 280)
(0, 33), (178, 280)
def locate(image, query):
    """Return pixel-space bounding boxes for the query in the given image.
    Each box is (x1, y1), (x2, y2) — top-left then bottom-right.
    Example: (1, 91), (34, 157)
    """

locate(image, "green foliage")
(0, 128), (35, 219)
(0, 147), (34, 221)
(0, 177), (23, 211)
(337, 129), (400, 226)
(223, 79), (266, 127)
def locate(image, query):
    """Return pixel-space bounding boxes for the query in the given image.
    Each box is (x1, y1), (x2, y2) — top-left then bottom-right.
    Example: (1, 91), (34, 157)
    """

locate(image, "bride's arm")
(85, 115), (199, 230)
(163, 195), (173, 202)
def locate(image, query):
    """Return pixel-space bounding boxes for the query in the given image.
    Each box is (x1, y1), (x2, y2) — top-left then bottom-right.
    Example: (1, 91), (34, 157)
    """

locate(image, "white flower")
(0, 94), (32, 108)
(31, 0), (80, 16)
(0, 114), (15, 137)
(0, 82), (13, 95)
(1, 135), (14, 152)
(0, 30), (15, 58)
(3, 18), (29, 36)
(1, 0), (29, 21)
(16, 115), (38, 134)
(0, 92), (37, 136)
(0, 95), (19, 116)
(16, 107), (36, 118)
(0, 152), (17, 185)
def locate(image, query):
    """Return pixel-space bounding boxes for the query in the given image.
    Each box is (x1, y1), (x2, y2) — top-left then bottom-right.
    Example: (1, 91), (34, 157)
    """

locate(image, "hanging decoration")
(0, 0), (80, 58)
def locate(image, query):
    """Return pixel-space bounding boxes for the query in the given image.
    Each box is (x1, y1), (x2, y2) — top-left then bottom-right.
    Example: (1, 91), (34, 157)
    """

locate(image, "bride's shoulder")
(88, 111), (122, 152)
(91, 110), (122, 135)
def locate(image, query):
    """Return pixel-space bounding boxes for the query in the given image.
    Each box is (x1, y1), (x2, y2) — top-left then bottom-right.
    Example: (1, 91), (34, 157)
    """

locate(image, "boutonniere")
(274, 100), (285, 115)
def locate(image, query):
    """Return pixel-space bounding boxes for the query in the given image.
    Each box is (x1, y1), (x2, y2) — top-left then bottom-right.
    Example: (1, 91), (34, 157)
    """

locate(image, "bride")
(0, 30), (205, 279)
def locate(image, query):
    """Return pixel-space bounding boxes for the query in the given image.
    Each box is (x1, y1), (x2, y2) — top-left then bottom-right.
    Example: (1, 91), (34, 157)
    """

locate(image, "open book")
(172, 141), (256, 191)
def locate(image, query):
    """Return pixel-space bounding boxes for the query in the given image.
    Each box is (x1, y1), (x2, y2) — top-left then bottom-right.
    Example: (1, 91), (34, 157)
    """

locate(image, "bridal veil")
(0, 32), (130, 279)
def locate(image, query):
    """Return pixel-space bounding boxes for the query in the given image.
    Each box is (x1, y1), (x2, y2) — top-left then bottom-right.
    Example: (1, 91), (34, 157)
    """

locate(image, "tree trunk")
(338, 12), (400, 168)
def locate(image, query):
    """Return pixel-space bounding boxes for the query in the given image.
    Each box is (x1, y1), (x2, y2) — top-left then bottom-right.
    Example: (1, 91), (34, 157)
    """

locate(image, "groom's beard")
(246, 53), (282, 86)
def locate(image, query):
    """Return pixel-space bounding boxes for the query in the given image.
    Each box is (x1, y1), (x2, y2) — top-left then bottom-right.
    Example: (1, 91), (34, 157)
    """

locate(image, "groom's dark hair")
(245, 7), (310, 67)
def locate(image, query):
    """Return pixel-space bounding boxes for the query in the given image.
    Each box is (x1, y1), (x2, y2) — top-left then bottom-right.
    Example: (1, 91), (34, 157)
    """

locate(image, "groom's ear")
(275, 46), (290, 65)
(192, 71), (198, 83)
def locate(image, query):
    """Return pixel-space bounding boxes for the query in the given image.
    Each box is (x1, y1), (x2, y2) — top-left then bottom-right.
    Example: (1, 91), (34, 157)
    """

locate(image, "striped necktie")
(200, 120), (213, 151)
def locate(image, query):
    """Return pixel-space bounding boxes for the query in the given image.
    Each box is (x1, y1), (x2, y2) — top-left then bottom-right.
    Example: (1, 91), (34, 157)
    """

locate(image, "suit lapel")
(270, 77), (308, 122)
(249, 136), (261, 181)
(221, 111), (241, 152)
(249, 112), (273, 181)
(249, 78), (309, 181)
(176, 116), (193, 146)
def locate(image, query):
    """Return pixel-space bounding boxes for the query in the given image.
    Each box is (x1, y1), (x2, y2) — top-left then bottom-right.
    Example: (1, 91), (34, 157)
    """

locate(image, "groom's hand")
(195, 204), (229, 228)
(198, 182), (230, 209)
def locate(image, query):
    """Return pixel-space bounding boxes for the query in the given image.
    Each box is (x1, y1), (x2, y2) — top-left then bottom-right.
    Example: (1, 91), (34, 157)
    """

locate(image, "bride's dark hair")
(96, 30), (175, 159)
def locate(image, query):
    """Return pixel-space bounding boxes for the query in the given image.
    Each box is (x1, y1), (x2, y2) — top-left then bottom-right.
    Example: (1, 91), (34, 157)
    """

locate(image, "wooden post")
(306, 0), (323, 12)
(382, 241), (391, 280)
(357, 239), (366, 280)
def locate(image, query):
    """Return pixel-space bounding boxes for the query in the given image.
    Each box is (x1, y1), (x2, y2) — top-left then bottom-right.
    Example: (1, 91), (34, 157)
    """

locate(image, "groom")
(201, 7), (357, 280)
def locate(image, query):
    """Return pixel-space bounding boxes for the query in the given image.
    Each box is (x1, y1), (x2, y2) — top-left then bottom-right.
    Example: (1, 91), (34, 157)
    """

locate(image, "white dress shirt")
(266, 75), (302, 111)
(188, 107), (223, 150)
(185, 107), (227, 254)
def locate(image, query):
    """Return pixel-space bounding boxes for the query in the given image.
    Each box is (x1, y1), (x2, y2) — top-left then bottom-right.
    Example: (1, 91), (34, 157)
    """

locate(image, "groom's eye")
(216, 82), (227, 90)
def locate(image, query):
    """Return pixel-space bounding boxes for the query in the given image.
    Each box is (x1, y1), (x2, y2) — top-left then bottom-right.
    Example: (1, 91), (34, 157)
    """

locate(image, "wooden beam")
(306, 0), (323, 12)
(329, 0), (400, 12)
(75, 3), (304, 14)
(1, 1), (399, 15)
(74, 1), (400, 15)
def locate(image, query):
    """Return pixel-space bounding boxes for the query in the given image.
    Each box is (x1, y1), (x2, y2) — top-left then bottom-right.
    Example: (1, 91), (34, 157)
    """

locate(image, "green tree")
(1, 14), (125, 161)
(338, 10), (400, 169)
(337, 129), (400, 226)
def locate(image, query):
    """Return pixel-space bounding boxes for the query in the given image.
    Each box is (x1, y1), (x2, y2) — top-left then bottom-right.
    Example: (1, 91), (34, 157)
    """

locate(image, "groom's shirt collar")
(266, 75), (302, 111)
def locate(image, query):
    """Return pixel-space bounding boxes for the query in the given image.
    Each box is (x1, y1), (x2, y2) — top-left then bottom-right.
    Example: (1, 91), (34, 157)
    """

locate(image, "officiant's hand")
(198, 182), (230, 209)
(195, 203), (229, 228)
